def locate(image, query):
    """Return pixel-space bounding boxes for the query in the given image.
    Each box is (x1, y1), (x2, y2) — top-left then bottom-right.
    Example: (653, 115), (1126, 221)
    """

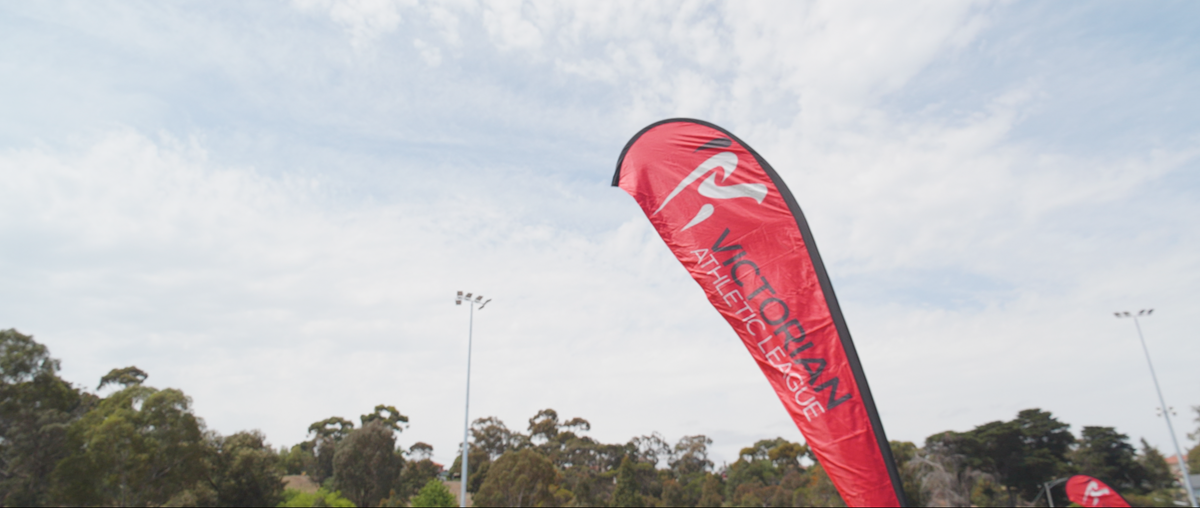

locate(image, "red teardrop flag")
(613, 119), (905, 507)
(1066, 475), (1131, 507)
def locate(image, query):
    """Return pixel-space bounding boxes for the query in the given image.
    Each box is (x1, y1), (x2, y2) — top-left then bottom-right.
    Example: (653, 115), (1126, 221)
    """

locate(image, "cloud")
(3, 0), (1200, 467)
(293, 0), (411, 49)
(413, 39), (442, 66)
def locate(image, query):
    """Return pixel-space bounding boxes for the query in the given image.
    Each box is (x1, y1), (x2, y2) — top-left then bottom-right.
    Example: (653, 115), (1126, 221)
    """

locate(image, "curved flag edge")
(613, 118), (908, 507)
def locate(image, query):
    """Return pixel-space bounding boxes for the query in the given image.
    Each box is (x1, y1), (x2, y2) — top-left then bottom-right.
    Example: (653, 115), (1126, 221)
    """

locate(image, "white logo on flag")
(654, 152), (768, 231)
(1083, 480), (1111, 507)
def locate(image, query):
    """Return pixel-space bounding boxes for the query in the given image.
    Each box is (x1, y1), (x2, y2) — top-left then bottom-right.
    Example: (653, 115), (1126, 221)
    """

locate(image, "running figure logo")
(653, 139), (768, 231)
(1082, 480), (1112, 507)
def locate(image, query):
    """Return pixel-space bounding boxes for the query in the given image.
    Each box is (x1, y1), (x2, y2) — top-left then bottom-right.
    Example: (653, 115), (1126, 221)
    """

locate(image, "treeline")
(404, 408), (1200, 508)
(442, 410), (842, 507)
(896, 409), (1197, 507)
(0, 329), (446, 507)
(3, 327), (1199, 507)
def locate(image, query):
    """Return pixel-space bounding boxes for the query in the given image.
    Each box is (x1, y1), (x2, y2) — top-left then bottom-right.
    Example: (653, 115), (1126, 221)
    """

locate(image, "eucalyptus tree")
(0, 329), (88, 506)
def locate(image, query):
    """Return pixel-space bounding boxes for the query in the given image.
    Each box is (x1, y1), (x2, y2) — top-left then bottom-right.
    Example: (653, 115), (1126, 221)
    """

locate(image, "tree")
(52, 381), (208, 506)
(0, 329), (88, 507)
(628, 433), (670, 467)
(922, 408), (1073, 504)
(308, 416), (355, 482)
(718, 437), (813, 507)
(1191, 443), (1200, 479)
(1007, 408), (1073, 499)
(724, 437), (805, 504)
(279, 442), (317, 476)
(804, 462), (846, 507)
(395, 458), (443, 505)
(409, 442), (434, 461)
(528, 408), (560, 444)
(1137, 439), (1176, 492)
(361, 404), (408, 432)
(612, 455), (645, 508)
(334, 420), (404, 507)
(206, 430), (285, 507)
(1071, 426), (1147, 493)
(470, 416), (528, 460)
(889, 441), (923, 507)
(660, 435), (715, 507)
(697, 473), (724, 507)
(97, 366), (149, 390)
(447, 444), (491, 493)
(473, 449), (558, 507)
(410, 478), (457, 508)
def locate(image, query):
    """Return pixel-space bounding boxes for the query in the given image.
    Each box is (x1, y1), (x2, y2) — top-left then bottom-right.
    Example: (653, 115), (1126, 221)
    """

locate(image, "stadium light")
(1115, 309), (1196, 507)
(456, 291), (490, 507)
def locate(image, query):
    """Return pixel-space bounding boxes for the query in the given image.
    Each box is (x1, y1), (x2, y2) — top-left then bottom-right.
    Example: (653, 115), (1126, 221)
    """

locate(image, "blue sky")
(2, 0), (1199, 468)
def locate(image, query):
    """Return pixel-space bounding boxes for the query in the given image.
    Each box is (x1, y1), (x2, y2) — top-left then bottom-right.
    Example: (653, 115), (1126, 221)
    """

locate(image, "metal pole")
(1132, 316), (1197, 507)
(460, 301), (473, 508)
(1045, 481), (1054, 508)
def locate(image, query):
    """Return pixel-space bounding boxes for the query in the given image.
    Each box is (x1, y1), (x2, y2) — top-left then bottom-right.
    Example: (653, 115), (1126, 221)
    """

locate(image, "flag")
(1066, 475), (1130, 507)
(613, 118), (905, 507)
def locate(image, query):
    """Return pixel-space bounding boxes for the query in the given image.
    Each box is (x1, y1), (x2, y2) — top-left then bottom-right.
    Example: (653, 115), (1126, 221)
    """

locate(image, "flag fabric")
(1066, 475), (1131, 507)
(613, 118), (905, 507)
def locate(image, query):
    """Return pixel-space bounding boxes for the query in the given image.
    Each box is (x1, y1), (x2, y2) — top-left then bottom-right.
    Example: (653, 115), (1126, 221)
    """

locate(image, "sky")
(2, 0), (1199, 468)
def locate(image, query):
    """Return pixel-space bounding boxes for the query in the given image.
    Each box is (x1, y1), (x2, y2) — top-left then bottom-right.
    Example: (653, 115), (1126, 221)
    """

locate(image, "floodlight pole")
(1117, 310), (1197, 507)
(456, 291), (489, 508)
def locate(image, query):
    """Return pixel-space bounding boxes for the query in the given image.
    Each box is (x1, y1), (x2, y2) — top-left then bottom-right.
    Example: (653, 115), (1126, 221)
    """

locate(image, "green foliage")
(969, 476), (1006, 507)
(803, 462), (846, 507)
(408, 441), (434, 460)
(52, 382), (208, 506)
(333, 421), (404, 508)
(612, 455), (645, 507)
(474, 448), (558, 507)
(447, 445), (490, 493)
(1137, 438), (1176, 492)
(469, 416), (529, 461)
(409, 479), (456, 508)
(922, 408), (1073, 504)
(528, 408), (560, 443)
(889, 441), (923, 506)
(308, 416), (355, 482)
(280, 442), (317, 476)
(671, 434), (716, 476)
(0, 329), (61, 384)
(1124, 488), (1183, 508)
(309, 417), (356, 440)
(9, 328), (1200, 508)
(724, 437), (811, 505)
(97, 366), (148, 390)
(277, 487), (356, 507)
(1190, 442), (1200, 477)
(208, 430), (286, 507)
(394, 458), (443, 505)
(1072, 426), (1147, 493)
(697, 472), (724, 507)
(0, 329), (87, 506)
(360, 405), (408, 433)
(1189, 406), (1200, 473)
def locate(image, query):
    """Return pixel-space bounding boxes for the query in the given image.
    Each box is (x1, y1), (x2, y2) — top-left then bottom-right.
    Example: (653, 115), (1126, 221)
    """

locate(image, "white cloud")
(413, 38), (442, 66)
(4, 0), (1200, 468)
(293, 0), (411, 49)
(481, 0), (545, 52)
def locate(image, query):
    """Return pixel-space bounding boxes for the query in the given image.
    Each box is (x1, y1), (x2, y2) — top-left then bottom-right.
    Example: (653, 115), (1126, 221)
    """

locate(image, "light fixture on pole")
(1115, 309), (1196, 507)
(455, 291), (490, 508)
